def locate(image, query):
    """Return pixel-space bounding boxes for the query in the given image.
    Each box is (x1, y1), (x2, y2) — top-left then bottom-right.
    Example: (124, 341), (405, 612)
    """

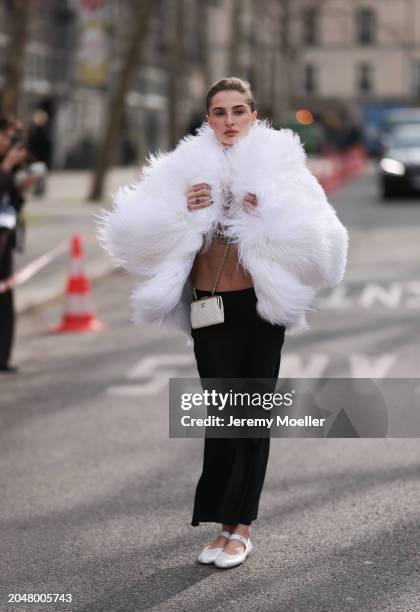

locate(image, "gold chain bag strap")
(190, 237), (231, 329)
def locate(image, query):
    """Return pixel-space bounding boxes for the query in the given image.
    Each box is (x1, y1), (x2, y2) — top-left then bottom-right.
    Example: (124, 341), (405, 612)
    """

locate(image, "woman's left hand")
(243, 192), (258, 214)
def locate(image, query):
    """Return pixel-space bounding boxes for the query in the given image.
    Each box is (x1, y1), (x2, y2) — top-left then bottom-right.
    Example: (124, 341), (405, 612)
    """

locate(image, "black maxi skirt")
(190, 287), (286, 527)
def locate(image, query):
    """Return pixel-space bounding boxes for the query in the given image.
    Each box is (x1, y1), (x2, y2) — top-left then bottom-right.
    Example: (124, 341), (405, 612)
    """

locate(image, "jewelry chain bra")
(213, 184), (234, 246)
(190, 183), (233, 328)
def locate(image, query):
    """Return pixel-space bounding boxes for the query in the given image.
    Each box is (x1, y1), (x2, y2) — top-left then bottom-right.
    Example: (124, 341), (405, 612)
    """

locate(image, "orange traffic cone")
(51, 234), (106, 333)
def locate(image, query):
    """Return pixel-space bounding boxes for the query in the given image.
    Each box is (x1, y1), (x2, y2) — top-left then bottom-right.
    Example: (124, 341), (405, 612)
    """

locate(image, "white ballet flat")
(197, 529), (232, 564)
(214, 533), (253, 569)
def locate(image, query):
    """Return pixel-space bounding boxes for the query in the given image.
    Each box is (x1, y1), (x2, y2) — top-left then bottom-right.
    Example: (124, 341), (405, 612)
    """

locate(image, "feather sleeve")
(228, 128), (349, 291)
(95, 149), (214, 281)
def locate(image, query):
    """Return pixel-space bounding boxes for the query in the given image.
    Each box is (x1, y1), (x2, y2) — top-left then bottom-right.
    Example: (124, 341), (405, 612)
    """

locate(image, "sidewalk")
(13, 155), (367, 314)
(14, 167), (138, 314)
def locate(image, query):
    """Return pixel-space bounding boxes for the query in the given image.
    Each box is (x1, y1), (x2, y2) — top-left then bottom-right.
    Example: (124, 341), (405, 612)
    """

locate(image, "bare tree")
(274, 0), (328, 121)
(268, 0), (281, 117)
(229, 0), (242, 75)
(197, 0), (211, 88)
(1, 0), (32, 115)
(250, 0), (271, 105)
(277, 0), (294, 120)
(168, 0), (185, 148)
(89, 0), (155, 201)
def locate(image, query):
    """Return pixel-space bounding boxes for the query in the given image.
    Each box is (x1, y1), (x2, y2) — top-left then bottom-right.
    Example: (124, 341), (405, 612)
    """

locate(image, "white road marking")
(107, 372), (176, 396)
(349, 354), (396, 378)
(405, 281), (420, 308)
(107, 354), (196, 396)
(126, 354), (195, 378)
(317, 285), (353, 309)
(318, 281), (420, 309)
(280, 354), (330, 378)
(359, 283), (402, 308)
(106, 353), (401, 397)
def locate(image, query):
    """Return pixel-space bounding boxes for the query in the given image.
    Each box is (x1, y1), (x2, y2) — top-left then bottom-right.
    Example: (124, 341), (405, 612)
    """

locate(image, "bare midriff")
(189, 236), (254, 291)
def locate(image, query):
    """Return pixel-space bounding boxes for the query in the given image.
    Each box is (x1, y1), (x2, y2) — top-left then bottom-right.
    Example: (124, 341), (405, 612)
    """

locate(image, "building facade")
(1, 0), (420, 166)
(205, 0), (420, 119)
(0, 0), (173, 167)
(296, 0), (420, 106)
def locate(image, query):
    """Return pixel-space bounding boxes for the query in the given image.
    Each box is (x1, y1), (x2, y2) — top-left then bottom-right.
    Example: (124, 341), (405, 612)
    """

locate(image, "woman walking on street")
(97, 77), (348, 569)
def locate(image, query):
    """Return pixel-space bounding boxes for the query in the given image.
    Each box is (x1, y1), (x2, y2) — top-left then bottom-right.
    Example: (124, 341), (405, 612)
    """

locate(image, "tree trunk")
(197, 0), (211, 89)
(1, 0), (32, 115)
(278, 0), (292, 121)
(275, 0), (327, 121)
(168, 0), (185, 148)
(88, 0), (155, 201)
(229, 0), (242, 75)
(269, 0), (280, 120)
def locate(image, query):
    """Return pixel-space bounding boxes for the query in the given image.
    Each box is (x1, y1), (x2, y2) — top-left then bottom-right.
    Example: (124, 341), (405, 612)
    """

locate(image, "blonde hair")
(205, 77), (256, 113)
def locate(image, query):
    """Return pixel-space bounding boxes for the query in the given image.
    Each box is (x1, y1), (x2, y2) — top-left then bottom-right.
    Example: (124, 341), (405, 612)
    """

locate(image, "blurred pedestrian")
(98, 77), (349, 569)
(0, 116), (26, 373)
(27, 109), (52, 196)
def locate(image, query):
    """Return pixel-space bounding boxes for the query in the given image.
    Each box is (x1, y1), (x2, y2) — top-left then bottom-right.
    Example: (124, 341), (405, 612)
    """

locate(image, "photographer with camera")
(0, 115), (38, 373)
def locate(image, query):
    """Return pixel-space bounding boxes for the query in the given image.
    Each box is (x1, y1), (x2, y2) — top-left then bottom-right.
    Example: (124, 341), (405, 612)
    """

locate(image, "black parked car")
(379, 126), (420, 198)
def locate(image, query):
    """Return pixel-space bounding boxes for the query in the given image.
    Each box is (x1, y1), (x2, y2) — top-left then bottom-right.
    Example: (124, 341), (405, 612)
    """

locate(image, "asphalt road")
(1, 168), (420, 611)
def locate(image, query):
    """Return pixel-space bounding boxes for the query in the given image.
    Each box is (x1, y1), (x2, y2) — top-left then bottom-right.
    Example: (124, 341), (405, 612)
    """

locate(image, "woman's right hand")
(186, 183), (212, 211)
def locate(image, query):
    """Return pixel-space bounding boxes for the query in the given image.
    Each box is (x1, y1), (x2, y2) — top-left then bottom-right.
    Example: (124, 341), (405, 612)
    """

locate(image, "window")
(357, 63), (373, 94)
(304, 63), (317, 94)
(302, 7), (320, 46)
(355, 7), (376, 45)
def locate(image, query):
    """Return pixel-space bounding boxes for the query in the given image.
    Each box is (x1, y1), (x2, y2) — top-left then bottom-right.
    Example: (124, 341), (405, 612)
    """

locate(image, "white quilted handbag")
(190, 239), (230, 329)
(191, 294), (224, 329)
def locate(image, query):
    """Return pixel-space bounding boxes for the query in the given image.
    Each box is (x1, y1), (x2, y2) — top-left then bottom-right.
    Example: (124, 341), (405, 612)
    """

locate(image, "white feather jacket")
(96, 119), (348, 345)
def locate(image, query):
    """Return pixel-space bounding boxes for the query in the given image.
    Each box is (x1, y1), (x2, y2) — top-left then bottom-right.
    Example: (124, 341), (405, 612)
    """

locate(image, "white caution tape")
(0, 240), (68, 294)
